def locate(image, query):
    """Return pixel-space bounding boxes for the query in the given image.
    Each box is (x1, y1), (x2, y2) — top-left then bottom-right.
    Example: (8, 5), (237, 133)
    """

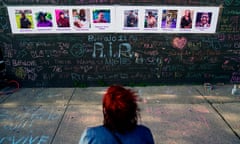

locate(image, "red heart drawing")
(172, 37), (187, 50)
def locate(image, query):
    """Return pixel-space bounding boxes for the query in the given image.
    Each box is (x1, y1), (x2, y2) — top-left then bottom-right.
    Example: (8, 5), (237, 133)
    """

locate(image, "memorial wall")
(0, 0), (239, 87)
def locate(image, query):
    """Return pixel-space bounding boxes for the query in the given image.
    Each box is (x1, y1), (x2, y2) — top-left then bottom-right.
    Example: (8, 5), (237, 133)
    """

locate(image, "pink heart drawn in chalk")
(172, 37), (187, 50)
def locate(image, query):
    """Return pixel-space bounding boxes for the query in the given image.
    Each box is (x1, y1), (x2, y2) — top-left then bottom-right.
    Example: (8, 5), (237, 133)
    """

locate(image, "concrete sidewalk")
(0, 85), (240, 144)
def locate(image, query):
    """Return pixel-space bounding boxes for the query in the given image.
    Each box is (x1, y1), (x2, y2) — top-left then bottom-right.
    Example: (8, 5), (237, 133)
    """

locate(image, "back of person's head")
(103, 85), (140, 133)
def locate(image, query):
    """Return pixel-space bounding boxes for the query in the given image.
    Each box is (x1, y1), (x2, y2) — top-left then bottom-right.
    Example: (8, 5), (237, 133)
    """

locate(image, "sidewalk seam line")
(195, 88), (240, 140)
(50, 88), (76, 144)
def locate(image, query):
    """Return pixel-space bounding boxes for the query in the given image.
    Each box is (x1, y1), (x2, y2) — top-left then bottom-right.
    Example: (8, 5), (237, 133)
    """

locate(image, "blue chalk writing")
(0, 135), (49, 144)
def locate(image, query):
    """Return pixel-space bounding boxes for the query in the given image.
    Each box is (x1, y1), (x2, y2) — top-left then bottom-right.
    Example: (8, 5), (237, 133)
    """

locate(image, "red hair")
(103, 85), (140, 133)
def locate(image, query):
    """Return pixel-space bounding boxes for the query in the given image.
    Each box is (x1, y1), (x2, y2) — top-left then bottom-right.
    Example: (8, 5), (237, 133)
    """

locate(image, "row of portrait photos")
(7, 6), (220, 34)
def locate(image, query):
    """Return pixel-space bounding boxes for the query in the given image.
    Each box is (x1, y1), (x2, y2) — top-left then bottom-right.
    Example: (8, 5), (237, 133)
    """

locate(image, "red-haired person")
(79, 85), (154, 144)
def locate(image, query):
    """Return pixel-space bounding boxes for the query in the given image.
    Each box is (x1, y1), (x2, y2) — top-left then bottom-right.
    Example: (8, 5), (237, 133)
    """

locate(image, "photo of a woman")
(180, 9), (193, 29)
(55, 9), (70, 27)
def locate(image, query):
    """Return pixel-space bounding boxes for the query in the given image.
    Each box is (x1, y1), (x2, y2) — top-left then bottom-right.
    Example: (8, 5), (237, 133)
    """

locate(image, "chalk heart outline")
(172, 37), (187, 50)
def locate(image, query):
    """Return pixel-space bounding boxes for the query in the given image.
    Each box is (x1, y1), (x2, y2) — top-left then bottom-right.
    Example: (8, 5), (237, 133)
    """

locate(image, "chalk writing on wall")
(0, 0), (239, 87)
(219, 8), (240, 33)
(0, 16), (8, 33)
(0, 32), (237, 87)
(0, 5), (10, 33)
(224, 0), (240, 6)
(231, 72), (240, 83)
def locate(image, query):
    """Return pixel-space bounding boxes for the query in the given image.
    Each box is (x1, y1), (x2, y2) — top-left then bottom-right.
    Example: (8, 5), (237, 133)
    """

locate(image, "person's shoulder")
(86, 125), (105, 132)
(136, 125), (151, 131)
(137, 124), (149, 129)
(81, 125), (106, 140)
(133, 125), (154, 144)
(80, 125), (106, 144)
(85, 125), (110, 136)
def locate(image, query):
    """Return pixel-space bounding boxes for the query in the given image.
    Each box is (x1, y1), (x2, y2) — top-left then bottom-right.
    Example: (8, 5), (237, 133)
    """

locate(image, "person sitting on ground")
(79, 85), (155, 144)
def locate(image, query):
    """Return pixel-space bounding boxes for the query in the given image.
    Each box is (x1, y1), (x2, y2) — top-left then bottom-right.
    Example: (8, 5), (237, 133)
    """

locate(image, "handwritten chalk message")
(231, 72), (240, 83)
(1, 33), (238, 87)
(219, 8), (240, 33)
(0, 135), (49, 144)
(0, 106), (62, 144)
(0, 0), (239, 87)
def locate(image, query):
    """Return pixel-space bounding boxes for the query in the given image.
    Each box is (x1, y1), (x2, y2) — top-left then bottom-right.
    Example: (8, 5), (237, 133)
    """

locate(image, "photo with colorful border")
(7, 6), (219, 34)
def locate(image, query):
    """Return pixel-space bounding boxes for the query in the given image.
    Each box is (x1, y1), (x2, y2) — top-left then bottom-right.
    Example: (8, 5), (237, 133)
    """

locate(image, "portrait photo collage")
(7, 6), (220, 34)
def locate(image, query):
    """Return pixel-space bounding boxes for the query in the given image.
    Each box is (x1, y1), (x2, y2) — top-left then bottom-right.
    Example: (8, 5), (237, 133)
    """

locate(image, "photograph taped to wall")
(161, 9), (178, 29)
(72, 8), (91, 30)
(15, 9), (34, 30)
(192, 7), (219, 33)
(7, 6), (219, 34)
(195, 12), (212, 28)
(180, 9), (194, 29)
(91, 6), (115, 32)
(8, 6), (59, 33)
(144, 9), (158, 29)
(55, 9), (70, 28)
(34, 7), (55, 33)
(92, 9), (110, 23)
(115, 6), (142, 32)
(124, 9), (139, 28)
(35, 11), (53, 28)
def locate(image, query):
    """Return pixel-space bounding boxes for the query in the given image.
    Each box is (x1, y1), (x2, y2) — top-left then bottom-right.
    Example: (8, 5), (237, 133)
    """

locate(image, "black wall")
(0, 0), (240, 87)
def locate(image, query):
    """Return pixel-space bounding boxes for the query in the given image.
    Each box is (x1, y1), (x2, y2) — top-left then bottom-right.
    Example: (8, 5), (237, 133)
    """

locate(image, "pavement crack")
(195, 88), (240, 140)
(50, 88), (76, 144)
(210, 103), (240, 140)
